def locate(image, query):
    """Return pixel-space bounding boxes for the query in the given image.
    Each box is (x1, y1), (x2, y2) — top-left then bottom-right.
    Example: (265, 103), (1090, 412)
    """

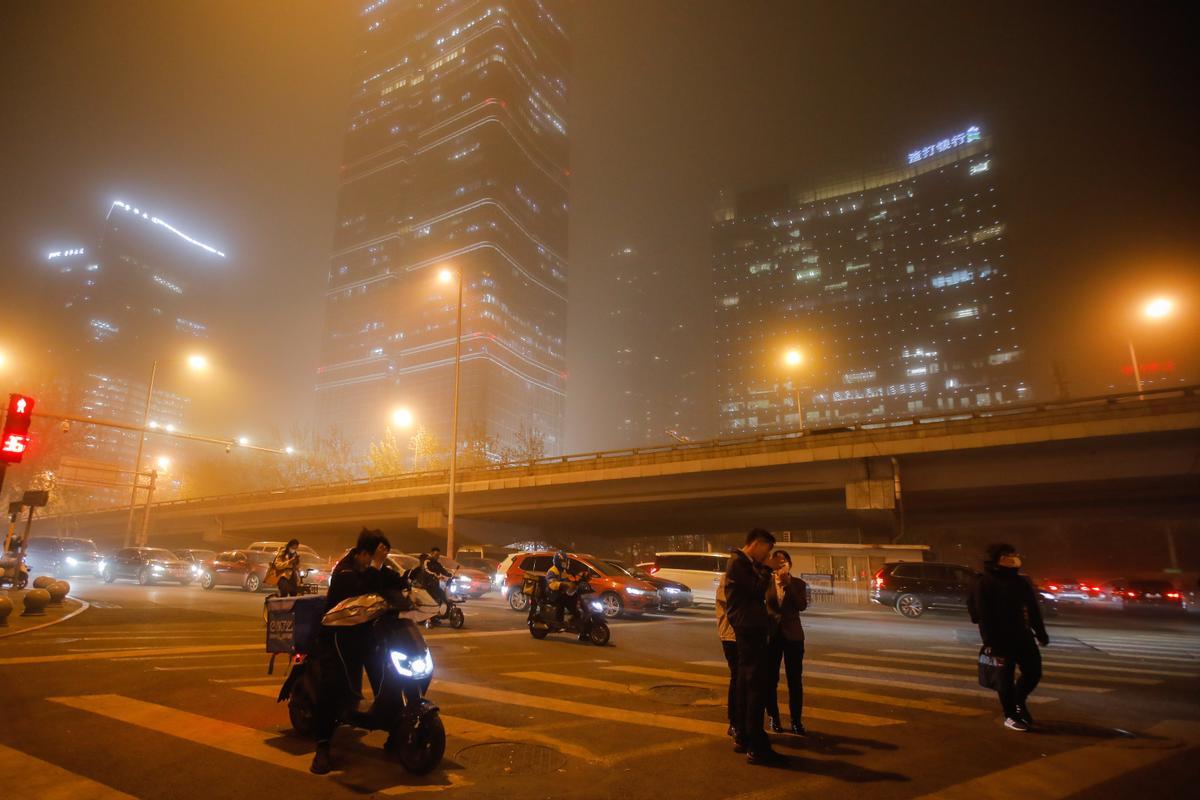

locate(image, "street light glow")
(237, 436), (250, 446)
(783, 348), (803, 367)
(284, 445), (295, 455)
(155, 456), (171, 472)
(1143, 297), (1174, 320)
(187, 353), (209, 371)
(391, 407), (414, 429)
(438, 267), (456, 284)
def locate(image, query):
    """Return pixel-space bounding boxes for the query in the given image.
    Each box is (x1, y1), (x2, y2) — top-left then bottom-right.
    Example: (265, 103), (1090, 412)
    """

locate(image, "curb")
(0, 597), (91, 639)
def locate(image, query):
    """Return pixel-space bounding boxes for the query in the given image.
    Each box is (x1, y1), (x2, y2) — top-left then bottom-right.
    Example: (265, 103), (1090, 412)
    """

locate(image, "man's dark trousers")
(996, 638), (1042, 718)
(734, 626), (769, 750)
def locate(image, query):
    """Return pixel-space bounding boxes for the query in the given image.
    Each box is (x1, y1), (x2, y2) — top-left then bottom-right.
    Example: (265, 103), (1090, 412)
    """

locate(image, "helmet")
(553, 551), (569, 570)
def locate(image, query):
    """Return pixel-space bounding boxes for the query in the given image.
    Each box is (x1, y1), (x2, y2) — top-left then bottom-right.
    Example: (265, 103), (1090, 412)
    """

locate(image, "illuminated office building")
(41, 199), (223, 503)
(316, 1), (570, 460)
(713, 126), (1026, 434)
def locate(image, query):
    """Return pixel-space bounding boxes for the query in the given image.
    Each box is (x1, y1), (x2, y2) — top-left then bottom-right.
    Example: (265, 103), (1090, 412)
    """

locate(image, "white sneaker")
(1004, 717), (1030, 732)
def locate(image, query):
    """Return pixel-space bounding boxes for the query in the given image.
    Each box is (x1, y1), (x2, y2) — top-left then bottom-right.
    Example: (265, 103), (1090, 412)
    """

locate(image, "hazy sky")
(2, 1), (1197, 452)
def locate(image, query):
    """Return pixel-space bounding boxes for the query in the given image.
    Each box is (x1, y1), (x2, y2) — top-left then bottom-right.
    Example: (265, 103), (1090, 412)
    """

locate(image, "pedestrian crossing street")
(3, 617), (1198, 799)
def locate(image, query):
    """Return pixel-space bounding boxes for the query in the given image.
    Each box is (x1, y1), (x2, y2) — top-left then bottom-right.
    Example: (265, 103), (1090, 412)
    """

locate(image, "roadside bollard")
(47, 581), (69, 606)
(22, 588), (51, 616)
(0, 595), (12, 626)
(32, 576), (55, 590)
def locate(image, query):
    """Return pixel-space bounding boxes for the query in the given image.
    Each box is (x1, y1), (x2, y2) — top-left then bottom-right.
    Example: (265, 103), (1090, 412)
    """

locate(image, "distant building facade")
(713, 126), (1026, 434)
(40, 199), (223, 504)
(315, 1), (571, 462)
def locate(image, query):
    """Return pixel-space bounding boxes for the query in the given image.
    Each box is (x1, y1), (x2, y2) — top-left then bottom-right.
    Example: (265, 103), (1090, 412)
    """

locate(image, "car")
(198, 549), (274, 592)
(173, 548), (218, 581)
(603, 559), (694, 611)
(456, 555), (500, 575)
(870, 561), (975, 618)
(1100, 578), (1185, 611)
(644, 552), (732, 606)
(497, 551), (659, 618)
(246, 541), (325, 563)
(1039, 578), (1101, 604)
(100, 547), (192, 585)
(298, 553), (331, 588)
(24, 537), (104, 578)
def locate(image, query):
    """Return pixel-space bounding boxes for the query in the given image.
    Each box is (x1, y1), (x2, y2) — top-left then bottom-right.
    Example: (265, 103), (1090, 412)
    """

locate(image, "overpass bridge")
(34, 386), (1200, 552)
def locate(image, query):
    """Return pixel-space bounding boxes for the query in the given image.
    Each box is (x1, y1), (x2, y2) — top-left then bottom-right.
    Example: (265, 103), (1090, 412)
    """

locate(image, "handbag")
(977, 646), (1007, 689)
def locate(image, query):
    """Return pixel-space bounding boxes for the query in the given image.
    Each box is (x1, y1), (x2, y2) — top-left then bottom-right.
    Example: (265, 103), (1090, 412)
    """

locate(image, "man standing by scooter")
(311, 528), (391, 775)
(416, 547), (453, 611)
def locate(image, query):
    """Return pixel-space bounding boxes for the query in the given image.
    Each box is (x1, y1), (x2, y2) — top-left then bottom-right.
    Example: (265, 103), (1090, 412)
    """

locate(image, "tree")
(459, 420), (500, 469)
(408, 425), (447, 472)
(501, 421), (546, 465)
(367, 427), (407, 479)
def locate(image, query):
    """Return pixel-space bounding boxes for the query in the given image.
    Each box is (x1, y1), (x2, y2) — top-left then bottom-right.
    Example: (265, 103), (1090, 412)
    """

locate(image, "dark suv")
(100, 547), (192, 585)
(25, 537), (104, 578)
(871, 561), (975, 618)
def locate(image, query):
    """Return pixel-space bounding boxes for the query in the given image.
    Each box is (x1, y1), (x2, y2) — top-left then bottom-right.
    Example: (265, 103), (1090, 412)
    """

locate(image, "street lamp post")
(783, 348), (805, 433)
(440, 268), (465, 558)
(1128, 296), (1175, 397)
(124, 360), (158, 548)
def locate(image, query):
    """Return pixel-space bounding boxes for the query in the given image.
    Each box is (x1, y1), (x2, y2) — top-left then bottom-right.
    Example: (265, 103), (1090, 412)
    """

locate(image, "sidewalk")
(0, 589), (88, 638)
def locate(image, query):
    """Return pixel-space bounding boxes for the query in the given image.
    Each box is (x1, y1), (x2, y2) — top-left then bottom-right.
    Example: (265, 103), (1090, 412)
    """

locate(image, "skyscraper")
(712, 126), (1026, 434)
(316, 1), (570, 463)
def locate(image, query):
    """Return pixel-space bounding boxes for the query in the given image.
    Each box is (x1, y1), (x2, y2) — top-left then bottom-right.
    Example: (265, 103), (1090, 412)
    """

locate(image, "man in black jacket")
(724, 528), (786, 766)
(968, 542), (1049, 732)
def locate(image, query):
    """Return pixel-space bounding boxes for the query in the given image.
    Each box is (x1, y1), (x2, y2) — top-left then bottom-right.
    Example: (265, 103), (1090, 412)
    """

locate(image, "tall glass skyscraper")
(712, 126), (1026, 434)
(316, 1), (570, 461)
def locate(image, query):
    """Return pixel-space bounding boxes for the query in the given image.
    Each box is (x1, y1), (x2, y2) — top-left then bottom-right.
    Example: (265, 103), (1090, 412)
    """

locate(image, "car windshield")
(299, 554), (325, 568)
(604, 560), (638, 577)
(62, 539), (98, 553)
(145, 549), (177, 560)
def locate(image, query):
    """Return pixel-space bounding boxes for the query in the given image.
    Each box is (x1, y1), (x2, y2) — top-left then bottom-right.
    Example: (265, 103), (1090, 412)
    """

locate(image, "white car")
(646, 552), (731, 606)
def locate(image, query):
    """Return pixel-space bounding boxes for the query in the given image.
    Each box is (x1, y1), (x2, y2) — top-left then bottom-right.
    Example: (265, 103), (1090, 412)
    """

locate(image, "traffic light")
(1, 393), (35, 464)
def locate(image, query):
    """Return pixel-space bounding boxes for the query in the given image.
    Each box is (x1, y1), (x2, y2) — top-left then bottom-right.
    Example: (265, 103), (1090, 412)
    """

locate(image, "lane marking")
(153, 661), (262, 671)
(688, 660), (1057, 702)
(827, 652), (1161, 685)
(803, 658), (1113, 693)
(606, 665), (982, 717)
(910, 719), (1200, 799)
(0, 643), (259, 666)
(878, 648), (1196, 677)
(0, 599), (90, 639)
(506, 670), (653, 698)
(931, 644), (1200, 665)
(0, 742), (137, 798)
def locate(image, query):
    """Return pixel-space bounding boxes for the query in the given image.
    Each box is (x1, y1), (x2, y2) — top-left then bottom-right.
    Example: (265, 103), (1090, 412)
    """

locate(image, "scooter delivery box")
(265, 594), (325, 654)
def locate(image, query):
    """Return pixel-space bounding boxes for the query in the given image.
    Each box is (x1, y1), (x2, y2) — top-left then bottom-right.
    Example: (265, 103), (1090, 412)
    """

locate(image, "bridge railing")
(61, 384), (1198, 518)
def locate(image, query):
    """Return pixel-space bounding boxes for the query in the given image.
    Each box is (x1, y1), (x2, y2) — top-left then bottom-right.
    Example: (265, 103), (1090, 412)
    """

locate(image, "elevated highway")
(35, 386), (1200, 550)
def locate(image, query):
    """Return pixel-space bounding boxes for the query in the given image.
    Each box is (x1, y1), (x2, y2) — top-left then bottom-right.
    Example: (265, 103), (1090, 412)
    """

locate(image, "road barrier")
(0, 595), (12, 626)
(22, 588), (50, 616)
(46, 581), (69, 606)
(32, 576), (55, 590)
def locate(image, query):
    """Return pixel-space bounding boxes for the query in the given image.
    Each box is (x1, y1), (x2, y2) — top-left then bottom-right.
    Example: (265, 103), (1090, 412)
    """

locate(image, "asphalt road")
(1, 579), (1197, 799)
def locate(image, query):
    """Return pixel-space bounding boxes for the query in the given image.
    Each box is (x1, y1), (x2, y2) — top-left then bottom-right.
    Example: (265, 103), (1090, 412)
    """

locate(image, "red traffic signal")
(1, 393), (35, 464)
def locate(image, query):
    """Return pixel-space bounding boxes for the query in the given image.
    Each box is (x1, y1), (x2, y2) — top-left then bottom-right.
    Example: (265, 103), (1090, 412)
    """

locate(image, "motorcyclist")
(271, 539), (301, 597)
(415, 546), (453, 610)
(545, 550), (583, 625)
(310, 528), (391, 775)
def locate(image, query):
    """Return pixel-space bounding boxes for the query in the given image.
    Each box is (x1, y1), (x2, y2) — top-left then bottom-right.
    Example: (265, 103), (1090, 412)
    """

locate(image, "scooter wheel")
(529, 622), (549, 639)
(288, 688), (315, 738)
(448, 607), (465, 629)
(589, 623), (611, 647)
(390, 711), (446, 775)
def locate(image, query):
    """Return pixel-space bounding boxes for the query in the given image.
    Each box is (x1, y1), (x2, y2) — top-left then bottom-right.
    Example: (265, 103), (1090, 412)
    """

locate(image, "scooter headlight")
(390, 648), (434, 678)
(589, 600), (604, 612)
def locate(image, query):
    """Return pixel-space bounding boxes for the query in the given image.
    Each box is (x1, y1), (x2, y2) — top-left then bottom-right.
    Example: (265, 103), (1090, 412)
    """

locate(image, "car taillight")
(646, 566), (659, 575)
(873, 576), (885, 589)
(1166, 592), (1181, 599)
(1126, 591), (1138, 598)
(1047, 584), (1060, 592)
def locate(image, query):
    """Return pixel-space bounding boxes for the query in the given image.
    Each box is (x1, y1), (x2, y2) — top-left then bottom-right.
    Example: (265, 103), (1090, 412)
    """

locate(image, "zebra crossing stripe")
(803, 658), (1112, 693)
(827, 652), (1160, 685)
(0, 742), (137, 799)
(879, 648), (1196, 677)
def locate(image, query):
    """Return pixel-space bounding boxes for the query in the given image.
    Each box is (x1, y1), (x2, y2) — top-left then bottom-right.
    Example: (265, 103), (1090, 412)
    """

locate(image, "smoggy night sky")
(2, 1), (1197, 451)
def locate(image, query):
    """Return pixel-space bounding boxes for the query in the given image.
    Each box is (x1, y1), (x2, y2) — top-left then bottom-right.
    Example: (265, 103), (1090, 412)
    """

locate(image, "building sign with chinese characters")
(907, 126), (982, 165)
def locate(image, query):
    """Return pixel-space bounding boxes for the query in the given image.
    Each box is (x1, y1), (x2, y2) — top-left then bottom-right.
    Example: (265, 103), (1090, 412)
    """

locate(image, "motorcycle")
(525, 571), (611, 646)
(277, 594), (445, 775)
(0, 553), (29, 589)
(408, 570), (466, 630)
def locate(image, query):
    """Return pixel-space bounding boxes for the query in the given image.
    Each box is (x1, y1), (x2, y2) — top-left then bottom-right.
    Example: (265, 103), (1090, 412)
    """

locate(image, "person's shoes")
(746, 747), (789, 767)
(789, 721), (807, 736)
(1015, 703), (1035, 726)
(1004, 717), (1030, 732)
(726, 724), (739, 739)
(769, 716), (784, 733)
(732, 737), (747, 753)
(310, 742), (332, 775)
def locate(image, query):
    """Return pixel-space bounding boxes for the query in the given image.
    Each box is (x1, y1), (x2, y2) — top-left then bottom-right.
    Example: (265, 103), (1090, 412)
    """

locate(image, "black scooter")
(416, 572), (465, 630)
(279, 605), (445, 775)
(525, 572), (611, 646)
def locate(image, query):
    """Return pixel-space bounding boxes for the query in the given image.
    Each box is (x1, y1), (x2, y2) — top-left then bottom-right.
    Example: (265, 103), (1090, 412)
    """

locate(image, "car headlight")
(65, 556), (79, 566)
(454, 575), (470, 583)
(152, 565), (165, 573)
(625, 587), (651, 596)
(589, 600), (604, 612)
(192, 564), (202, 575)
(663, 587), (681, 594)
(98, 560), (108, 572)
(390, 648), (433, 678)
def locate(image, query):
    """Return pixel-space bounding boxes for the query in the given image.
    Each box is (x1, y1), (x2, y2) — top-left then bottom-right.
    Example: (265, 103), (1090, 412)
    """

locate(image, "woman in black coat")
(764, 550), (808, 735)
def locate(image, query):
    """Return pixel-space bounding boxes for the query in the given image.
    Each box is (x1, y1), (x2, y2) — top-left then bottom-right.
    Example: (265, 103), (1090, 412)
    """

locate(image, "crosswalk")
(3, 613), (1198, 799)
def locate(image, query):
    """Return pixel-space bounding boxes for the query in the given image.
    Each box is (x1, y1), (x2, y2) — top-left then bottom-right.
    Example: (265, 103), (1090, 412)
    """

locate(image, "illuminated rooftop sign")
(907, 125), (982, 165)
(47, 248), (86, 260)
(110, 200), (227, 258)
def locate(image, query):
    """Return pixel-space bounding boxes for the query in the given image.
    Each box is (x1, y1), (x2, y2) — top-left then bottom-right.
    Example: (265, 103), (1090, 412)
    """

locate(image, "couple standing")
(717, 528), (807, 767)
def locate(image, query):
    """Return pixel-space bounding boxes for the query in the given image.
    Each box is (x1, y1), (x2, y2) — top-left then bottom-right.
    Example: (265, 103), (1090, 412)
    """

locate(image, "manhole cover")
(456, 742), (566, 774)
(643, 684), (721, 706)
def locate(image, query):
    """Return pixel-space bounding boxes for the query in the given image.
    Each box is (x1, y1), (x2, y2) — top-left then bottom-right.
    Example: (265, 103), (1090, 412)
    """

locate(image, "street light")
(187, 353), (209, 372)
(155, 456), (171, 472)
(438, 266), (464, 558)
(782, 348), (806, 432)
(391, 406), (414, 429)
(1128, 296), (1175, 395)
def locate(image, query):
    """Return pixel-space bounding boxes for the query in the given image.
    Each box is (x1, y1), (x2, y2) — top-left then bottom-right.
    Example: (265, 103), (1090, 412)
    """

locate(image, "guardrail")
(57, 384), (1199, 519)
